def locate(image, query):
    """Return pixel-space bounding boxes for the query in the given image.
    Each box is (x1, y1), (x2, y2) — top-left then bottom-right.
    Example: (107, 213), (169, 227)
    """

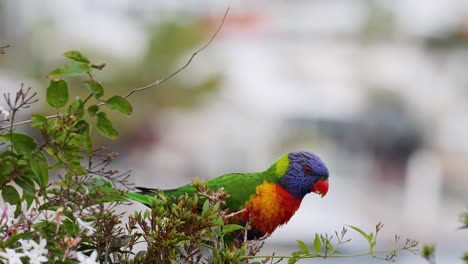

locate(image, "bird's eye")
(303, 165), (313, 175)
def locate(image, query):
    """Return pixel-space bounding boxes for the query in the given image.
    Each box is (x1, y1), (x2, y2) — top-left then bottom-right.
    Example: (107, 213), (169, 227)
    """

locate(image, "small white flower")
(0, 105), (9, 120)
(0, 248), (24, 264)
(19, 239), (33, 251)
(34, 238), (48, 256)
(21, 238), (48, 263)
(76, 218), (96, 236)
(77, 250), (99, 264)
(28, 255), (48, 264)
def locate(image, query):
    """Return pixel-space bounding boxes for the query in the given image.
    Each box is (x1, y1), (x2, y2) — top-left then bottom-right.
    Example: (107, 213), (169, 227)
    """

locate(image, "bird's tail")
(127, 187), (178, 206)
(126, 187), (159, 206)
(134, 187), (158, 195)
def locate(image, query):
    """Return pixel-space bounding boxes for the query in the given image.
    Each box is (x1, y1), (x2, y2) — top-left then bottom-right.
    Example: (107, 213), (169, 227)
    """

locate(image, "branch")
(1, 7), (230, 130)
(0, 114), (60, 131)
(122, 7), (230, 99)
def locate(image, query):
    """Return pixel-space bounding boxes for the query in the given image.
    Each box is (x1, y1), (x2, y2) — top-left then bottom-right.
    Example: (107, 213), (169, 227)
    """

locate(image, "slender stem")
(243, 248), (411, 260)
(122, 7), (230, 100)
(81, 93), (94, 106)
(1, 114), (61, 130)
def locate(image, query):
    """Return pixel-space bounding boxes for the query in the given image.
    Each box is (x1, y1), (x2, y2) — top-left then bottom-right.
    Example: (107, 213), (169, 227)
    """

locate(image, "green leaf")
(0, 134), (8, 143)
(288, 255), (300, 264)
(421, 244), (436, 260)
(96, 112), (118, 139)
(370, 241), (376, 250)
(11, 132), (37, 154)
(296, 240), (309, 254)
(46, 79), (69, 108)
(64, 50), (90, 64)
(348, 225), (371, 242)
(69, 98), (85, 119)
(62, 219), (80, 235)
(2, 185), (20, 205)
(14, 176), (36, 197)
(0, 151), (16, 186)
(30, 151), (49, 188)
(201, 200), (210, 218)
(105, 96), (132, 115)
(74, 120), (92, 153)
(46, 118), (58, 135)
(48, 61), (91, 78)
(4, 232), (34, 248)
(15, 176), (36, 208)
(313, 233), (322, 254)
(85, 80), (104, 99)
(31, 114), (48, 128)
(222, 224), (244, 235)
(88, 105), (99, 117)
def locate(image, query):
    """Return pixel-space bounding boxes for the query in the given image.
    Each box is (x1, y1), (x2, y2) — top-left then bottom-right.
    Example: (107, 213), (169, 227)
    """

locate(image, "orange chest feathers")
(235, 181), (302, 236)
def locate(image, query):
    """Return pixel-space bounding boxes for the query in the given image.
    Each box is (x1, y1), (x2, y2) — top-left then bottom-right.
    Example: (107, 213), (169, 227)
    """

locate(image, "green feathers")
(125, 191), (156, 206)
(127, 155), (289, 212)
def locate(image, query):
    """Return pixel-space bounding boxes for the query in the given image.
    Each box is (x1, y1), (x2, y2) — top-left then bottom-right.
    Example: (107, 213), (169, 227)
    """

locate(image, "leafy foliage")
(120, 187), (256, 264)
(0, 51), (131, 263)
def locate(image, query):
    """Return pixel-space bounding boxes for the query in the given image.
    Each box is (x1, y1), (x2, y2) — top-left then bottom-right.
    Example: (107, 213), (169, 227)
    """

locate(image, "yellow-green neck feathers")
(275, 154), (290, 176)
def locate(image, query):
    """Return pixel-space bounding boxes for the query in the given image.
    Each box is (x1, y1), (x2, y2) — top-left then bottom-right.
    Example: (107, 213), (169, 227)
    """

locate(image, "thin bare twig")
(224, 208), (246, 219)
(122, 7), (230, 99)
(0, 114), (61, 131)
(1, 8), (230, 130)
(0, 84), (39, 132)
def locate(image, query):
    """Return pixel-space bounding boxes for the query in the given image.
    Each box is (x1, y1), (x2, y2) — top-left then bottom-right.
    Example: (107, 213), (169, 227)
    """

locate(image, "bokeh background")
(1, 1), (467, 263)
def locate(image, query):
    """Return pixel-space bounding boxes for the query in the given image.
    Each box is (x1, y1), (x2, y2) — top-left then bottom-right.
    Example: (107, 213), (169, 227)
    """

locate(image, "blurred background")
(1, 0), (467, 263)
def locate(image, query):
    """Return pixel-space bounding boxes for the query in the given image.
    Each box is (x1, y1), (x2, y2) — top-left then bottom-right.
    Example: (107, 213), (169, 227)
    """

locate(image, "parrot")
(127, 151), (329, 240)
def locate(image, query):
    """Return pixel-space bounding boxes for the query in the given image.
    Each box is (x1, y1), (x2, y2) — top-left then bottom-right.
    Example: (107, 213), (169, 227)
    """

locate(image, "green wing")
(127, 171), (273, 212)
(205, 172), (265, 211)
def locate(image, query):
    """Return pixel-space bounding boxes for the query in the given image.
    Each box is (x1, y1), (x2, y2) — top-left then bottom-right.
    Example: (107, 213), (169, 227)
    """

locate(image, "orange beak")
(311, 179), (329, 198)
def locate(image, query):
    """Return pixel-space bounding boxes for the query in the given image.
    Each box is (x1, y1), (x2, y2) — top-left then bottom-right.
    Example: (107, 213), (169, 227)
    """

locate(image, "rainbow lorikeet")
(127, 151), (329, 240)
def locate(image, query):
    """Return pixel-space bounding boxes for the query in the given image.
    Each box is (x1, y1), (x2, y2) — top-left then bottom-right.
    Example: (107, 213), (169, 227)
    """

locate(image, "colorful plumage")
(127, 151), (329, 240)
